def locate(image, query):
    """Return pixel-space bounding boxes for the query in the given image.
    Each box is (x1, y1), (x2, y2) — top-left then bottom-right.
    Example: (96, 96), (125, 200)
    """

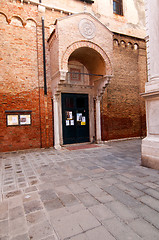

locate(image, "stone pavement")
(0, 139), (159, 240)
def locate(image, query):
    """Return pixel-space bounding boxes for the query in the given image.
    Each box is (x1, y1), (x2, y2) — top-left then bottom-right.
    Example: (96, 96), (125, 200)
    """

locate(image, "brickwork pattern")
(0, 0), (147, 151)
(101, 34), (147, 140)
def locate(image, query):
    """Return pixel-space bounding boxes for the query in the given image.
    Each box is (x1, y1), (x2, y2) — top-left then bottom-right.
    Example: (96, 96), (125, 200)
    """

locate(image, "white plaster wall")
(33, 0), (146, 38)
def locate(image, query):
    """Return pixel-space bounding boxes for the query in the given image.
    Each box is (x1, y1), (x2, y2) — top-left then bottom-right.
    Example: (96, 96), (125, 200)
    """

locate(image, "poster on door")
(81, 116), (86, 125)
(77, 113), (82, 122)
(66, 111), (74, 126)
(66, 111), (72, 120)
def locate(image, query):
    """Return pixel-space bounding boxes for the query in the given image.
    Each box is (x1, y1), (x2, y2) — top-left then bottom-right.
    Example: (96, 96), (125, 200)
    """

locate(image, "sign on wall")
(6, 113), (31, 126)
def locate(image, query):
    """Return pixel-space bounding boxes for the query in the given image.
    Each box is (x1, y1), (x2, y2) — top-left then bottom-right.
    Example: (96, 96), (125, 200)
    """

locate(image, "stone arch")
(0, 12), (9, 24)
(61, 41), (112, 75)
(10, 16), (24, 27)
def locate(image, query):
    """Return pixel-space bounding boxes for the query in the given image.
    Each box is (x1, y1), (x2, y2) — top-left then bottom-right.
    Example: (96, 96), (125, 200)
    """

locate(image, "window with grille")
(113, 0), (123, 16)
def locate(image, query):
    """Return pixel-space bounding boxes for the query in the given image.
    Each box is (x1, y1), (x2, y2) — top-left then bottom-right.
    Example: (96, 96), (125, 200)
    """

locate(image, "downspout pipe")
(42, 16), (47, 95)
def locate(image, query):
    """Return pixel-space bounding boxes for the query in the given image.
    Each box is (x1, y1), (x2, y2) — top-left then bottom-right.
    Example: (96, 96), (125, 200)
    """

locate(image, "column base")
(54, 145), (61, 150)
(141, 137), (159, 170)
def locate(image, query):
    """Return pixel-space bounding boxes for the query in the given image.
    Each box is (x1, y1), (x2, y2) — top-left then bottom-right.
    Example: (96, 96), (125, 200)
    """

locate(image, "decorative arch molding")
(10, 15), (24, 27)
(61, 40), (113, 76)
(0, 12), (10, 24)
(26, 18), (37, 28)
(0, 13), (37, 28)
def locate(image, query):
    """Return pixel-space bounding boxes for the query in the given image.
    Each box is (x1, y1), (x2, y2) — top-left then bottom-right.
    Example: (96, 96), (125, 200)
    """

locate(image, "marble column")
(53, 94), (61, 150)
(96, 97), (102, 143)
(141, 0), (159, 169)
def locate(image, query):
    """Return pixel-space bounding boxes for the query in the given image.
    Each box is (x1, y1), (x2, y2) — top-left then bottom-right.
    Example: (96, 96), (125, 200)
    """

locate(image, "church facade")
(0, 0), (147, 151)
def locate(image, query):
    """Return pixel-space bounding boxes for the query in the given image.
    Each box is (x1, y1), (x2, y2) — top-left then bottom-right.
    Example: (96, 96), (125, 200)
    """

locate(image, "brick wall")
(0, 0), (54, 152)
(101, 33), (147, 141)
(0, 1), (147, 151)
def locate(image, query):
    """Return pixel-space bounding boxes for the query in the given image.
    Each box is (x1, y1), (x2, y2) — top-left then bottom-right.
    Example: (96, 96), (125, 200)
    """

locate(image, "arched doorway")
(48, 13), (113, 149)
(59, 46), (110, 146)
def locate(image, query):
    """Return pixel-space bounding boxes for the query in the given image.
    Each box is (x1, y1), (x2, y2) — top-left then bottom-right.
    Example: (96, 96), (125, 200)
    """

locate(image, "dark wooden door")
(62, 93), (89, 144)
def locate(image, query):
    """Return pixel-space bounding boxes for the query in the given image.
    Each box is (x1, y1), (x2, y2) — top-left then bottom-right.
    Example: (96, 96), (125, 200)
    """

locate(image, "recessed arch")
(113, 39), (119, 47)
(134, 43), (139, 50)
(127, 42), (133, 49)
(120, 40), (126, 48)
(61, 41), (112, 76)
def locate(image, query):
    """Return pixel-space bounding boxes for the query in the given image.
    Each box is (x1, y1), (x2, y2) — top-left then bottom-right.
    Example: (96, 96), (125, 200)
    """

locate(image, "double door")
(62, 93), (89, 144)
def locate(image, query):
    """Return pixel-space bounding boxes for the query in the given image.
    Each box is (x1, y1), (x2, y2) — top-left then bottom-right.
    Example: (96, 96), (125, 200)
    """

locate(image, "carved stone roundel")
(79, 19), (96, 39)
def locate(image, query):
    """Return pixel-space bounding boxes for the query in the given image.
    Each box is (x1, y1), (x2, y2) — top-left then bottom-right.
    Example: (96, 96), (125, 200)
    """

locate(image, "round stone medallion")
(79, 18), (96, 39)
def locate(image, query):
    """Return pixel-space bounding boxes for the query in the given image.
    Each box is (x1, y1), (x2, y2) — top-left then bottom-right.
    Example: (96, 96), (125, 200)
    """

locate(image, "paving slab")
(0, 139), (159, 239)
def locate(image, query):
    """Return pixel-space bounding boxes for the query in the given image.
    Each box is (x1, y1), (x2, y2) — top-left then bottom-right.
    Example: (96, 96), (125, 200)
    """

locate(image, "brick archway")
(61, 40), (113, 75)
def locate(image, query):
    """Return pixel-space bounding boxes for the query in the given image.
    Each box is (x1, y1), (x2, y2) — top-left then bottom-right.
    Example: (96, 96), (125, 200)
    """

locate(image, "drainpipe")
(41, 16), (47, 95)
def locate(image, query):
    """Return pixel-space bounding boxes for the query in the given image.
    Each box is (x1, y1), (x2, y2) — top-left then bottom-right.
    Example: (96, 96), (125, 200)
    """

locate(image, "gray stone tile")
(48, 207), (69, 222)
(129, 218), (159, 240)
(102, 218), (142, 240)
(9, 217), (27, 237)
(28, 220), (53, 240)
(10, 233), (30, 240)
(8, 196), (22, 209)
(69, 233), (88, 240)
(103, 185), (141, 208)
(66, 204), (85, 214)
(59, 194), (79, 206)
(73, 209), (101, 231)
(68, 183), (86, 194)
(131, 182), (148, 191)
(44, 198), (63, 211)
(9, 206), (24, 220)
(89, 204), (115, 221)
(26, 210), (46, 226)
(134, 205), (159, 229)
(41, 236), (56, 240)
(24, 200), (43, 214)
(76, 192), (99, 207)
(51, 214), (83, 240)
(23, 192), (40, 203)
(142, 187), (159, 200)
(0, 201), (8, 221)
(105, 201), (138, 222)
(86, 226), (116, 240)
(39, 189), (57, 202)
(54, 185), (72, 196)
(138, 195), (159, 212)
(115, 183), (145, 198)
(0, 220), (9, 238)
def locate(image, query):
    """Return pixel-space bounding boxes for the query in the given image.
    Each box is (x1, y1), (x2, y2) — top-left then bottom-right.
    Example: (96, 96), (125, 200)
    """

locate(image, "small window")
(113, 0), (123, 16)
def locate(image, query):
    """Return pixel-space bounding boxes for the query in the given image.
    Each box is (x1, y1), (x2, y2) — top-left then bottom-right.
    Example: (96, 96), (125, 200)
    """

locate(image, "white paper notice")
(66, 120), (69, 126)
(71, 120), (74, 126)
(12, 116), (18, 124)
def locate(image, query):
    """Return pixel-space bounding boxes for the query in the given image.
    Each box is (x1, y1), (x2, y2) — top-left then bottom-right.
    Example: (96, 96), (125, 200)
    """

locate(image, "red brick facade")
(101, 34), (147, 141)
(0, 0), (147, 152)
